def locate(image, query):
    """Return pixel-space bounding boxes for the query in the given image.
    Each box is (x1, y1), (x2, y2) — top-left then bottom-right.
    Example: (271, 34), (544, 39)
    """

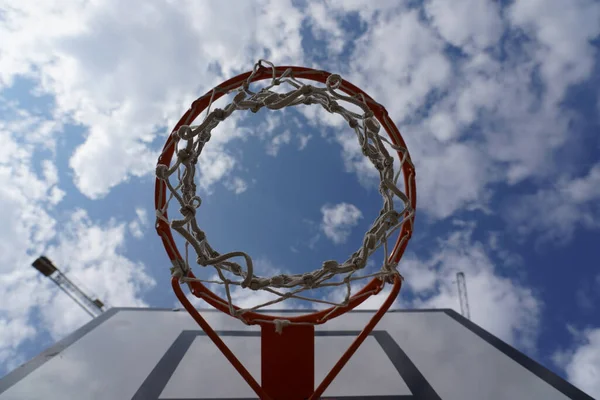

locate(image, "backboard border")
(132, 330), (439, 400)
(0, 308), (593, 400)
(443, 309), (593, 400)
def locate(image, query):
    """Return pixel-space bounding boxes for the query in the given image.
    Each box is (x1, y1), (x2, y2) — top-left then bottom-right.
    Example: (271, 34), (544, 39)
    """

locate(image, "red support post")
(262, 324), (315, 400)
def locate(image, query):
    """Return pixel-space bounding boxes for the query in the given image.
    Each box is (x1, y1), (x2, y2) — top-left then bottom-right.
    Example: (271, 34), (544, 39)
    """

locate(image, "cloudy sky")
(1, 0), (599, 397)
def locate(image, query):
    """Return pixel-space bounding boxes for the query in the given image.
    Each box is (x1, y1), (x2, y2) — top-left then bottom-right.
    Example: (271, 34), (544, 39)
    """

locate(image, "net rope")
(156, 60), (415, 326)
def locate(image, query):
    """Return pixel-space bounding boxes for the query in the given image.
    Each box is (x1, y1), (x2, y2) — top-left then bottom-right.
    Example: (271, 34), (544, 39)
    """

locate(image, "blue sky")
(0, 0), (599, 397)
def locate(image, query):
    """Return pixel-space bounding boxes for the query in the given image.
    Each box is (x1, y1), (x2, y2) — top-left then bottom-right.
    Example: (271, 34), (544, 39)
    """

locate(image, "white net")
(156, 60), (415, 324)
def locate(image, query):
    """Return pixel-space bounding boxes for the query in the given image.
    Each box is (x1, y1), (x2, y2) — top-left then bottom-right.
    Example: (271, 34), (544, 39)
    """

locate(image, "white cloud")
(566, 164), (600, 203)
(349, 9), (452, 122)
(575, 274), (600, 312)
(509, 0), (600, 104)
(507, 163), (600, 244)
(401, 223), (541, 351)
(128, 221), (143, 239)
(308, 233), (321, 250)
(254, 114), (283, 141)
(225, 177), (249, 194)
(0, 105), (64, 371)
(135, 207), (148, 224)
(0, 85), (155, 373)
(306, 1), (346, 55)
(425, 0), (504, 53)
(417, 142), (492, 219)
(295, 0), (600, 226)
(42, 209), (155, 337)
(0, 317), (36, 372)
(333, 129), (380, 188)
(266, 130), (292, 156)
(0, 114), (63, 277)
(320, 203), (363, 245)
(298, 134), (311, 150)
(553, 327), (600, 398)
(1, 0), (597, 221)
(323, 0), (405, 28)
(128, 207), (148, 239)
(0, 103), (153, 370)
(196, 149), (236, 193)
(0, 0), (305, 198)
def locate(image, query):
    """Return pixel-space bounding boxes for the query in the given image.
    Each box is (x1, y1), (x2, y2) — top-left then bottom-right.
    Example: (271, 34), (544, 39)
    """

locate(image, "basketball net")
(155, 60), (416, 399)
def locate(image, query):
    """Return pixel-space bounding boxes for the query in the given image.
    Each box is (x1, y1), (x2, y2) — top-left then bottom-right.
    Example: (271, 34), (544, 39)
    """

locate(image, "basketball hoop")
(155, 60), (416, 399)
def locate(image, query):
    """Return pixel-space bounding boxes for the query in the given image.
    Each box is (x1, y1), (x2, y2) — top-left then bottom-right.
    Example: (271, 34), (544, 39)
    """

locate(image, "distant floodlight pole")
(456, 272), (471, 320)
(31, 256), (105, 318)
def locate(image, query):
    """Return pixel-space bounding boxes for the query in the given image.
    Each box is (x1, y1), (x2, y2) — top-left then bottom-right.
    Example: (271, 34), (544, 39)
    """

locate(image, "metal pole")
(456, 272), (471, 320)
(31, 256), (105, 317)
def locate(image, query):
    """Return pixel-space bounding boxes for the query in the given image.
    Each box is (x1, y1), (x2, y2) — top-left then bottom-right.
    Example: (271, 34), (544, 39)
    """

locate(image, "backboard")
(0, 308), (591, 400)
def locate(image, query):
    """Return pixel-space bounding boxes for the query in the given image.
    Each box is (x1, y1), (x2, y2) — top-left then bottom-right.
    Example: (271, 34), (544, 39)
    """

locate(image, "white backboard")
(0, 308), (591, 399)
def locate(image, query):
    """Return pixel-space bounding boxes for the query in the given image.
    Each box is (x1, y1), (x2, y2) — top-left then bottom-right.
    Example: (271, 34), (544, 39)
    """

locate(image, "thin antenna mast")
(456, 272), (470, 320)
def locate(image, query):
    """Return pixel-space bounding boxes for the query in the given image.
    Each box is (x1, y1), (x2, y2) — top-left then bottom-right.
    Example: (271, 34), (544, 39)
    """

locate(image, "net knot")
(271, 274), (285, 286)
(248, 278), (266, 290)
(229, 263), (243, 275)
(303, 96), (315, 105)
(322, 260), (339, 271)
(170, 259), (188, 279)
(177, 125), (194, 140)
(190, 196), (202, 208)
(179, 204), (196, 218)
(383, 269), (401, 284)
(213, 108), (226, 121)
(170, 267), (183, 279)
(365, 117), (380, 134)
(193, 229), (206, 241)
(383, 261), (399, 274)
(263, 92), (280, 105)
(326, 74), (342, 90)
(156, 164), (169, 180)
(274, 319), (291, 334)
(365, 233), (377, 250)
(327, 101), (341, 113)
(362, 144), (377, 157)
(348, 118), (359, 128)
(199, 130), (211, 142)
(196, 255), (209, 267)
(387, 211), (401, 227)
(233, 91), (247, 105)
(177, 148), (193, 163)
(379, 181), (388, 193)
(300, 85), (313, 95)
(302, 273), (316, 288)
(351, 256), (364, 270)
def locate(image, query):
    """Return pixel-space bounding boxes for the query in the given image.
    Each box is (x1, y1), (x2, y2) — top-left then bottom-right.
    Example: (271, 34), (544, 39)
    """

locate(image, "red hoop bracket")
(173, 274), (403, 399)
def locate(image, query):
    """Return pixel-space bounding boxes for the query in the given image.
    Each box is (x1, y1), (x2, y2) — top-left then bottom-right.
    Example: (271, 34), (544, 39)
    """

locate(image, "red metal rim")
(155, 64), (416, 325)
